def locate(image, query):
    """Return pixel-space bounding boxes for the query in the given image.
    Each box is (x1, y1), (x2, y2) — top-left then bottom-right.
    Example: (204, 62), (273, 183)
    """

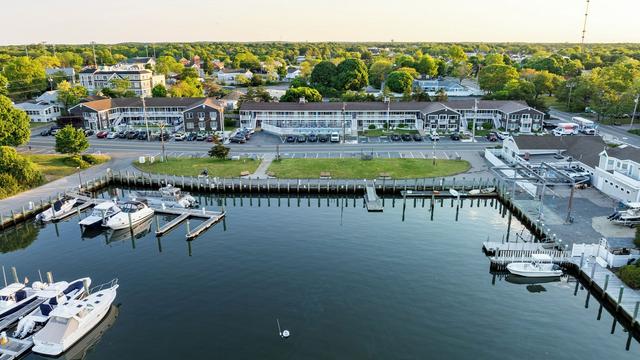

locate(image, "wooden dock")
(155, 213), (189, 236)
(482, 241), (555, 255)
(364, 185), (383, 212)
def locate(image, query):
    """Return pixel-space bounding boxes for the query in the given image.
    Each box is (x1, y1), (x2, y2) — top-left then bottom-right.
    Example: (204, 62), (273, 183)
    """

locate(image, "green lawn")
(134, 157), (260, 177)
(267, 158), (471, 179)
(25, 154), (111, 182)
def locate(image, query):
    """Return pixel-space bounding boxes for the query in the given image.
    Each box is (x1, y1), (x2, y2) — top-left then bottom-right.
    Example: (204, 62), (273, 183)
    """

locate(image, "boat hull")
(506, 263), (563, 278)
(105, 209), (154, 230)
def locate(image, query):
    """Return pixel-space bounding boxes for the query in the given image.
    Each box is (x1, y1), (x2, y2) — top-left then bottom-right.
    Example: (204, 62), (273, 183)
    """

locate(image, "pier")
(364, 184), (383, 212)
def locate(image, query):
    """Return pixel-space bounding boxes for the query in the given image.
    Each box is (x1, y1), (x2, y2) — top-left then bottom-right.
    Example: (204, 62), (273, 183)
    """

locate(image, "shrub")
(0, 146), (43, 187)
(368, 124), (376, 130)
(67, 155), (90, 169)
(398, 124), (406, 129)
(81, 154), (99, 165)
(0, 174), (20, 200)
(619, 263), (640, 289)
(482, 122), (493, 130)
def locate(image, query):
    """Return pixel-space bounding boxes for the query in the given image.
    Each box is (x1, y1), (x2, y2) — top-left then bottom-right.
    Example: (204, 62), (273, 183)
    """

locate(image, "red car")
(96, 130), (109, 139)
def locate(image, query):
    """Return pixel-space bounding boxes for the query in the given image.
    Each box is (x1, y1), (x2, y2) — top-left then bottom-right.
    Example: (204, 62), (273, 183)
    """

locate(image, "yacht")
(104, 201), (154, 230)
(129, 185), (197, 208)
(0, 280), (79, 324)
(58, 305), (119, 360)
(36, 197), (78, 222)
(608, 202), (640, 225)
(14, 278), (90, 339)
(506, 254), (563, 278)
(32, 280), (119, 356)
(78, 201), (121, 229)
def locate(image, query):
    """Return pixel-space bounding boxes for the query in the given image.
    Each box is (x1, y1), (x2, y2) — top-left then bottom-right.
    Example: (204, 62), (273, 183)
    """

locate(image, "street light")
(159, 122), (166, 162)
(76, 167), (82, 189)
(630, 94), (639, 130)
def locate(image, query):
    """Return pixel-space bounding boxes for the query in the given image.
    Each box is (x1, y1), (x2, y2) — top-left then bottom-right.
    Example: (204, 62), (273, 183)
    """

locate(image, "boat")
(36, 197), (78, 222)
(78, 201), (121, 229)
(14, 278), (90, 339)
(608, 202), (640, 225)
(108, 217), (153, 243)
(129, 185), (197, 208)
(104, 201), (154, 230)
(506, 254), (563, 278)
(58, 305), (119, 360)
(0, 283), (42, 322)
(32, 279), (119, 356)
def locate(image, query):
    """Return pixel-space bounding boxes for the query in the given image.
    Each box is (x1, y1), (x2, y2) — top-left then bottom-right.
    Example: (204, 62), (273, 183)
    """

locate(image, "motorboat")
(104, 201), (154, 230)
(36, 197), (78, 222)
(608, 202), (640, 225)
(129, 185), (197, 208)
(78, 201), (121, 229)
(59, 305), (119, 360)
(108, 217), (153, 243)
(14, 278), (90, 339)
(506, 254), (563, 278)
(32, 279), (119, 356)
(0, 280), (80, 324)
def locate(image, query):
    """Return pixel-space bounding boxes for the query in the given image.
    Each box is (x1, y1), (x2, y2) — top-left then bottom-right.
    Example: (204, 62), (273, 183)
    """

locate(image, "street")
(549, 108), (640, 147)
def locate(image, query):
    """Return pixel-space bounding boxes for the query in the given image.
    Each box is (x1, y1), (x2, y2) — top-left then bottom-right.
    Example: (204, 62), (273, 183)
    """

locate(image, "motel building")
(239, 100), (544, 136)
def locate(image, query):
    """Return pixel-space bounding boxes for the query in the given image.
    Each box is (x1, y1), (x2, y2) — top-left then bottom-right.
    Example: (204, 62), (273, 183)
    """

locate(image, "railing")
(89, 278), (118, 294)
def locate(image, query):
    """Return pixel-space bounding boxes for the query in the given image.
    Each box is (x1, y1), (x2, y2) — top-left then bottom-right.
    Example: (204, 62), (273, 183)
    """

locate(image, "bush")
(0, 174), (21, 200)
(482, 122), (493, 130)
(81, 154), (100, 165)
(67, 155), (90, 169)
(224, 118), (237, 128)
(368, 124), (376, 130)
(398, 124), (406, 128)
(635, 227), (640, 248)
(0, 146), (43, 187)
(619, 263), (640, 289)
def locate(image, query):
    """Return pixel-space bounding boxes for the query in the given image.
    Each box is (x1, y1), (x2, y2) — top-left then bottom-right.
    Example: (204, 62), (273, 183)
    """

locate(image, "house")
(14, 101), (61, 123)
(220, 91), (243, 110)
(217, 69), (253, 85)
(122, 57), (156, 69)
(69, 97), (224, 132)
(78, 65), (166, 97)
(595, 146), (640, 203)
(45, 67), (76, 82)
(285, 67), (302, 81)
(211, 60), (225, 71)
(36, 90), (60, 105)
(239, 100), (541, 136)
(413, 78), (484, 97)
(295, 56), (306, 64)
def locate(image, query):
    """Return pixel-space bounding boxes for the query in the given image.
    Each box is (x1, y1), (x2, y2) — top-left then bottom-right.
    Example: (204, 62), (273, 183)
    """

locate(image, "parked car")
(117, 131), (127, 139)
(412, 134), (422, 141)
(96, 131), (109, 139)
(486, 133), (498, 142)
(84, 129), (95, 136)
(49, 127), (61, 136)
(40, 128), (50, 136)
(137, 131), (148, 140)
(308, 134), (318, 142)
(401, 134), (412, 141)
(390, 134), (401, 141)
(297, 134), (307, 143)
(157, 132), (170, 141)
(497, 131), (509, 140)
(230, 134), (246, 143)
(126, 130), (139, 139)
(106, 132), (118, 139)
(450, 133), (460, 141)
(206, 134), (215, 142)
(429, 132), (440, 141)
(196, 132), (206, 141)
(318, 134), (329, 142)
(174, 132), (186, 141)
(330, 132), (340, 143)
(186, 132), (197, 141)
(286, 135), (296, 143)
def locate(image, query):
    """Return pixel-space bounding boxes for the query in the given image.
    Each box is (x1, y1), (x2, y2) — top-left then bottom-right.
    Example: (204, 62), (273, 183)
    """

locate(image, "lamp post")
(630, 94), (639, 130)
(76, 167), (82, 189)
(142, 96), (150, 142)
(159, 122), (166, 162)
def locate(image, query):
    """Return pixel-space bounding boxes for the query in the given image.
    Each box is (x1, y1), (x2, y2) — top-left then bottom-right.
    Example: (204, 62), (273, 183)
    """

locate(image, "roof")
(71, 97), (223, 112)
(603, 146), (640, 164)
(79, 67), (97, 74)
(287, 67), (301, 74)
(15, 101), (57, 110)
(45, 67), (75, 77)
(220, 68), (250, 74)
(124, 57), (155, 64)
(94, 69), (152, 75)
(36, 90), (59, 104)
(512, 135), (607, 168)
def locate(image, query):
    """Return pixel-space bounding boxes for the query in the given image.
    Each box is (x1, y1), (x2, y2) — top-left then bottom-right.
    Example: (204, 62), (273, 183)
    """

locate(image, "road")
(549, 109), (640, 147)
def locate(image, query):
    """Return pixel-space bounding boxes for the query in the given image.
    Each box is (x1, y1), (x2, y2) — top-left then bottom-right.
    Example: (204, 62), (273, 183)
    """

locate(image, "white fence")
(571, 238), (640, 268)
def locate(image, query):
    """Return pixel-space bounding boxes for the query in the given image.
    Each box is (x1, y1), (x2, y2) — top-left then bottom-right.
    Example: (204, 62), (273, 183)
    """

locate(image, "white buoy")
(276, 318), (291, 339)
(282, 329), (290, 338)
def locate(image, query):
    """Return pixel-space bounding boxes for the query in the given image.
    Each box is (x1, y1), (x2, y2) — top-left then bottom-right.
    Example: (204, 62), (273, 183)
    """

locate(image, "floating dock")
(0, 298), (46, 332)
(364, 185), (383, 212)
(482, 241), (555, 255)
(0, 337), (33, 360)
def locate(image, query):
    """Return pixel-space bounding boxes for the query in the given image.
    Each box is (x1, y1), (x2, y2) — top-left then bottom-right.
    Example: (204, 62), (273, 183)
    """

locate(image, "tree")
(155, 56), (184, 75)
(396, 67), (420, 79)
(411, 87), (431, 101)
(280, 87), (322, 102)
(0, 74), (7, 96)
(239, 87), (273, 106)
(478, 64), (519, 93)
(452, 62), (472, 84)
(435, 88), (448, 102)
(234, 52), (260, 70)
(57, 52), (83, 70)
(414, 55), (437, 78)
(436, 59), (448, 77)
(0, 95), (30, 146)
(369, 60), (393, 89)
(484, 53), (505, 66)
(181, 67), (199, 79)
(335, 58), (368, 91)
(152, 84), (168, 97)
(35, 55), (61, 69)
(55, 125), (89, 155)
(3, 57), (47, 99)
(208, 143), (230, 159)
(106, 78), (133, 97)
(235, 75), (250, 86)
(341, 91), (376, 102)
(169, 77), (204, 97)
(0, 146), (43, 187)
(56, 81), (88, 114)
(386, 71), (414, 94)
(310, 61), (337, 88)
(395, 54), (415, 68)
(448, 45), (467, 64)
(203, 80), (227, 98)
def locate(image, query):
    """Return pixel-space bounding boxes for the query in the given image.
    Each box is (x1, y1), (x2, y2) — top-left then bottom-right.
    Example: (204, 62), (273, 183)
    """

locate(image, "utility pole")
(159, 122), (166, 161)
(472, 98), (478, 142)
(566, 81), (576, 110)
(52, 43), (56, 56)
(630, 94), (639, 130)
(142, 96), (150, 142)
(91, 41), (98, 68)
(152, 43), (156, 58)
(24, 45), (28, 57)
(342, 102), (346, 144)
(145, 44), (149, 57)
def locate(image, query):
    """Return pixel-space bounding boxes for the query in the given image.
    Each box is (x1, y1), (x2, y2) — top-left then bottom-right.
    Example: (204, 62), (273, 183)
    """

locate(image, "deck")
(364, 185), (383, 212)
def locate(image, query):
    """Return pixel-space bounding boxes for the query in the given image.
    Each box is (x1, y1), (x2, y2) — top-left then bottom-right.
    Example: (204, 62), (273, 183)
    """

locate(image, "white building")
(285, 67), (301, 81)
(413, 79), (484, 97)
(595, 146), (640, 203)
(217, 69), (253, 85)
(14, 101), (61, 123)
(79, 64), (165, 97)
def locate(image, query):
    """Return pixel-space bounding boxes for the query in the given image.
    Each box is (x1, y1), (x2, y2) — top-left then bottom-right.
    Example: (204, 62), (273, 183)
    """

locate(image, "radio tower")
(580, 0), (590, 51)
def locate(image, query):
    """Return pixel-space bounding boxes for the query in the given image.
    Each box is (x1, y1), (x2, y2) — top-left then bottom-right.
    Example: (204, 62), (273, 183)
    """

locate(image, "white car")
(173, 132), (186, 141)
(330, 132), (340, 143)
(496, 131), (509, 140)
(106, 132), (118, 139)
(429, 132), (440, 141)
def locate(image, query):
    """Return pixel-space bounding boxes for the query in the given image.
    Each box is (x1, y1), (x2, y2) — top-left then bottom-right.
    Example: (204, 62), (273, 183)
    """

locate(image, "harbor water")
(2, 190), (639, 359)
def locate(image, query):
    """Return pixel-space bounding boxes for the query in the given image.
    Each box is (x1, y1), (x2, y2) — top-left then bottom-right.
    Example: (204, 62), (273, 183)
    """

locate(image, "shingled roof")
(512, 135), (607, 168)
(70, 97), (222, 113)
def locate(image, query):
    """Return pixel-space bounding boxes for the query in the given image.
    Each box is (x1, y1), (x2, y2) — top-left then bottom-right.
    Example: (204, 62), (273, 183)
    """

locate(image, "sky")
(1, 0), (639, 44)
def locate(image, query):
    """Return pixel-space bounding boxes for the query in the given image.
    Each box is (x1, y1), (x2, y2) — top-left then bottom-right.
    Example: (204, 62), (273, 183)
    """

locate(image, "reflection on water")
(0, 190), (638, 359)
(0, 221), (39, 253)
(107, 218), (153, 244)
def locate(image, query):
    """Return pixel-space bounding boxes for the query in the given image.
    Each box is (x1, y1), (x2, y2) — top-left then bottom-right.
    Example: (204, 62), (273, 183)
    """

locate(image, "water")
(1, 192), (638, 359)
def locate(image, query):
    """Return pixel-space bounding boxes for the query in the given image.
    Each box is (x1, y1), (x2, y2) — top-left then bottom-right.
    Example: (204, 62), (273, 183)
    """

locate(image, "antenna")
(580, 0), (590, 51)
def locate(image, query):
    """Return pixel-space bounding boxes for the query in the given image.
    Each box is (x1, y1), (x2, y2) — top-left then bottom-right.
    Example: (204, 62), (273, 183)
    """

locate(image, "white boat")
(32, 280), (119, 356)
(608, 202), (640, 225)
(59, 305), (119, 360)
(0, 283), (39, 321)
(506, 254), (563, 278)
(14, 278), (91, 339)
(104, 201), (154, 230)
(78, 201), (121, 229)
(129, 185), (197, 208)
(36, 197), (78, 222)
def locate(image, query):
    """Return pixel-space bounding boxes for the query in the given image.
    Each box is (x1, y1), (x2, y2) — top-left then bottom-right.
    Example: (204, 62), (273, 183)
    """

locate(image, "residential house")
(413, 78), (483, 97)
(79, 64), (166, 97)
(217, 69), (253, 85)
(122, 57), (156, 69)
(14, 101), (61, 123)
(45, 67), (76, 82)
(220, 91), (243, 110)
(69, 97), (224, 132)
(595, 146), (640, 203)
(285, 67), (302, 82)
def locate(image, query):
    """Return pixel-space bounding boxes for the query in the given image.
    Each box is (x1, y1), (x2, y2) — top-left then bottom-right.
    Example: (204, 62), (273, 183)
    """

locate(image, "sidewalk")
(246, 154), (275, 179)
(0, 155), (132, 217)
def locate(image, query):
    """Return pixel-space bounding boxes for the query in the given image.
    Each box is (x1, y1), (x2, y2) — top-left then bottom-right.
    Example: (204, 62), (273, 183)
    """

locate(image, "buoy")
(282, 329), (290, 338)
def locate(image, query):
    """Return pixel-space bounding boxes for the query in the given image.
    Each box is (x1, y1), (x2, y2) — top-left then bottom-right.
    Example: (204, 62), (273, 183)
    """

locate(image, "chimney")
(299, 97), (306, 103)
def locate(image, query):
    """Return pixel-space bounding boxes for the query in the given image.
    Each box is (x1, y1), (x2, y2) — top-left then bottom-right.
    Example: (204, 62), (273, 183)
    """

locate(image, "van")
(330, 132), (340, 143)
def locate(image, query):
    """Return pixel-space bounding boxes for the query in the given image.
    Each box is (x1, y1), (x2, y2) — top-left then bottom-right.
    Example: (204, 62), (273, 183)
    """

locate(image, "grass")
(267, 158), (471, 179)
(25, 154), (111, 182)
(133, 157), (261, 177)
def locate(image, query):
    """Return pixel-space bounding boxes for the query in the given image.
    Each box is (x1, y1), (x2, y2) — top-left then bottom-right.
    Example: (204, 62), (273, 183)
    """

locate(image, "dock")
(482, 241), (555, 255)
(0, 337), (33, 360)
(0, 298), (46, 332)
(364, 184), (383, 212)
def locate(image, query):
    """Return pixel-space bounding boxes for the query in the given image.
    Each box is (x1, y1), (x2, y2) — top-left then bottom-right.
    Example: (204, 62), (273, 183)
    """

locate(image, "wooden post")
(604, 274), (610, 294)
(633, 302), (640, 325)
(128, 212), (133, 231)
(589, 262), (596, 285)
(186, 218), (191, 236)
(616, 286), (624, 312)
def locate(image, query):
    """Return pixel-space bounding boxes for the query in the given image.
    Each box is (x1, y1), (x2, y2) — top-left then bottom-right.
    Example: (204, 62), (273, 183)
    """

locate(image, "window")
(186, 113), (194, 119)
(197, 112), (205, 119)
(209, 112), (217, 120)
(186, 122), (194, 129)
